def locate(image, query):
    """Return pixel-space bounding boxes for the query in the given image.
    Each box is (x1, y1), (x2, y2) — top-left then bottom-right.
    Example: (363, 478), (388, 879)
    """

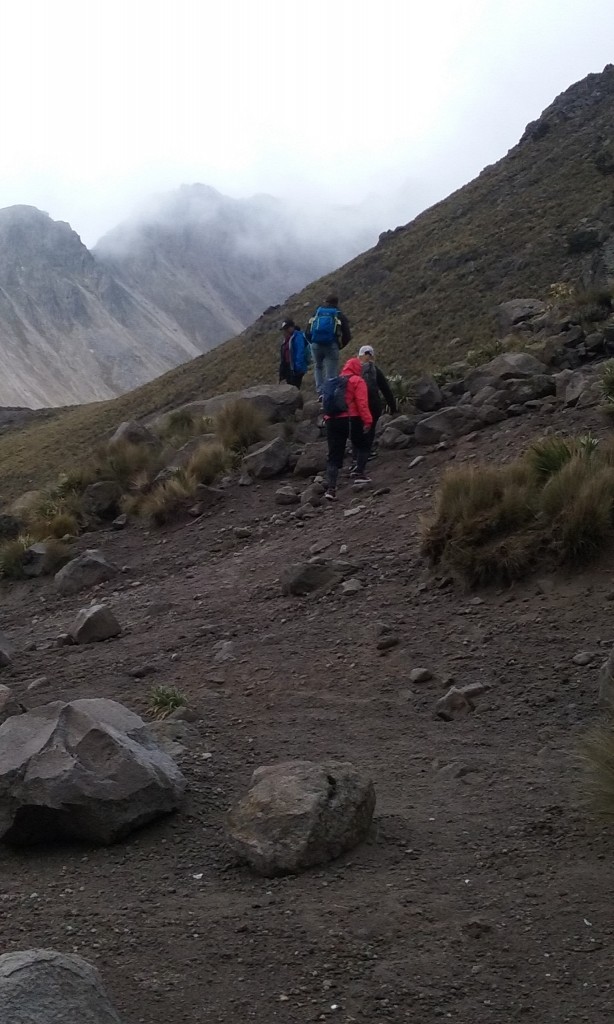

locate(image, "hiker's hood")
(342, 357), (363, 377)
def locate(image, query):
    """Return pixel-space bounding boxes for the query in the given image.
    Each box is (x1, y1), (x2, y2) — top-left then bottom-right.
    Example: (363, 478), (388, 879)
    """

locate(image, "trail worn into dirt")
(1, 406), (613, 1023)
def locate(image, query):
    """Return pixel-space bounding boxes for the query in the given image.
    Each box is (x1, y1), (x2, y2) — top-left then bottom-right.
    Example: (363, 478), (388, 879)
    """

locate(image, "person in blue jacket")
(278, 318), (310, 389)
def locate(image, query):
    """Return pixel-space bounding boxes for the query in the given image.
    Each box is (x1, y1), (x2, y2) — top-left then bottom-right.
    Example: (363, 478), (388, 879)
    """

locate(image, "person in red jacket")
(323, 356), (373, 501)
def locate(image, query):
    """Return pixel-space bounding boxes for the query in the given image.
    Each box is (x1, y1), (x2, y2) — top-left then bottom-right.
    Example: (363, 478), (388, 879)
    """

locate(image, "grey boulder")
(69, 605), (121, 644)
(414, 374), (443, 412)
(227, 759), (376, 876)
(55, 550), (118, 596)
(0, 949), (123, 1024)
(415, 405), (483, 444)
(109, 419), (158, 447)
(0, 698), (186, 845)
(160, 384), (301, 426)
(242, 437), (290, 479)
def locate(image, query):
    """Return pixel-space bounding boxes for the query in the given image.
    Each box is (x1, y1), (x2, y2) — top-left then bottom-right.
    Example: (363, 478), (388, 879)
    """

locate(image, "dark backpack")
(321, 375), (350, 416)
(309, 306), (341, 346)
(361, 361), (379, 405)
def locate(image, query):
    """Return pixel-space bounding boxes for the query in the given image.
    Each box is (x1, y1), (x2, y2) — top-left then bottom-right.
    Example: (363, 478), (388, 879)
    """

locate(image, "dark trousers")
(280, 368), (304, 389)
(327, 417), (368, 489)
(355, 412), (379, 471)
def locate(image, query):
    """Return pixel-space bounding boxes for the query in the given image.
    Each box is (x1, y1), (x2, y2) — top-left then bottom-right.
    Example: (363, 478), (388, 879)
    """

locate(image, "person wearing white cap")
(351, 344), (397, 475)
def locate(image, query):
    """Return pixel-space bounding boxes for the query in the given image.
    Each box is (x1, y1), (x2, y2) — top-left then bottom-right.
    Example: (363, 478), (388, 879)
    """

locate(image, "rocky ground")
(1, 401), (614, 1023)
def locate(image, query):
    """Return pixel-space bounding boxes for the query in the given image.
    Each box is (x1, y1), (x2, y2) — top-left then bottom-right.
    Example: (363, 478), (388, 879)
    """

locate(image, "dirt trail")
(1, 405), (613, 1023)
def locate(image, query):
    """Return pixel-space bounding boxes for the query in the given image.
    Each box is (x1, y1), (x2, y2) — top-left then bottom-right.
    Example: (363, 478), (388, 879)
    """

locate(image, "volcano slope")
(0, 400), (613, 1023)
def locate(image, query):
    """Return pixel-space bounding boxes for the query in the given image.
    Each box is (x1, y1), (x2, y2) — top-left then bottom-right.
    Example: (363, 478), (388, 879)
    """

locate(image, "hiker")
(322, 356), (373, 501)
(306, 293), (352, 398)
(352, 344), (397, 472)
(278, 318), (310, 389)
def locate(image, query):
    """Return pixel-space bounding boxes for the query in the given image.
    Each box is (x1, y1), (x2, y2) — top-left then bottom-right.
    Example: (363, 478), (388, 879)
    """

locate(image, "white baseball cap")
(358, 345), (375, 357)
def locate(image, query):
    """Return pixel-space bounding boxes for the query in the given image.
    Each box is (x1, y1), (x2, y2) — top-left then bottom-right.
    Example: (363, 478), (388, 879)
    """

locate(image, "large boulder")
(414, 405), (483, 444)
(69, 605), (121, 644)
(496, 299), (548, 334)
(293, 442), (328, 477)
(0, 698), (186, 845)
(159, 384), (302, 426)
(0, 949), (123, 1023)
(414, 375), (443, 412)
(109, 420), (158, 447)
(465, 352), (548, 395)
(227, 760), (376, 876)
(242, 437), (290, 479)
(83, 481), (122, 520)
(55, 550), (117, 596)
(379, 427), (412, 450)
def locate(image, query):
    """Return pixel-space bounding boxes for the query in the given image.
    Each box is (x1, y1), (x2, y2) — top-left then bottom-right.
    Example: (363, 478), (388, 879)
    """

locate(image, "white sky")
(0, 0), (613, 245)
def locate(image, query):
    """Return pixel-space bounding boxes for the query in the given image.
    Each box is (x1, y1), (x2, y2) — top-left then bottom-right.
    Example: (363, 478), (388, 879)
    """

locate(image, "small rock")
(341, 578), (363, 595)
(376, 636), (399, 652)
(238, 473), (254, 487)
(112, 513), (128, 530)
(309, 539), (331, 556)
(213, 640), (235, 664)
(435, 682), (490, 720)
(55, 550), (118, 597)
(234, 527), (253, 539)
(69, 604), (121, 644)
(409, 456), (425, 468)
(572, 651), (594, 666)
(343, 506), (365, 518)
(56, 633), (74, 647)
(409, 668), (433, 684)
(275, 485), (300, 506)
(27, 676), (49, 692)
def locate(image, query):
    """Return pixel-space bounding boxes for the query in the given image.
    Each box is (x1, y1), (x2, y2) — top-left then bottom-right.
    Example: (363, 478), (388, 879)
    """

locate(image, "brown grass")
(422, 435), (614, 586)
(215, 400), (267, 452)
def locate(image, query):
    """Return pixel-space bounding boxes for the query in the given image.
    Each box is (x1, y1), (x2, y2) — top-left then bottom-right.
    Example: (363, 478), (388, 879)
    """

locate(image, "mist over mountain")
(0, 184), (404, 408)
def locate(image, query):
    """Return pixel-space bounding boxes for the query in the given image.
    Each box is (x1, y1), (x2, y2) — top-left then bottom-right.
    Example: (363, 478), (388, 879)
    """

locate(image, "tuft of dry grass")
(423, 434), (614, 586)
(185, 442), (230, 485)
(158, 409), (215, 445)
(0, 535), (33, 579)
(215, 401), (267, 453)
(139, 472), (198, 526)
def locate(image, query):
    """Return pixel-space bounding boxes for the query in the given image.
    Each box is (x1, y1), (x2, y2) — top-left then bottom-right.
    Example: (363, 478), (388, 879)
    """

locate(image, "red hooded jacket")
(334, 357), (373, 430)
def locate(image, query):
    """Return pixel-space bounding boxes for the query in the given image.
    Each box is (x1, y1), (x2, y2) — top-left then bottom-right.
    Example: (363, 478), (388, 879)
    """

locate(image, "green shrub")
(465, 340), (503, 367)
(387, 373), (412, 409)
(149, 685), (187, 719)
(215, 401), (267, 452)
(526, 435), (577, 479)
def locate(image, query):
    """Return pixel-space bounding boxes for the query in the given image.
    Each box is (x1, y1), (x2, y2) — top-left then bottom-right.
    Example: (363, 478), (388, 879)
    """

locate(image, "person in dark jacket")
(350, 344), (397, 475)
(305, 293), (352, 398)
(278, 318), (310, 389)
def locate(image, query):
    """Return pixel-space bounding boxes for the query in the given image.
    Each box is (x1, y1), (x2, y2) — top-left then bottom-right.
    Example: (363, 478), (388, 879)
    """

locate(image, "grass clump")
(215, 401), (267, 452)
(465, 340), (503, 367)
(0, 535), (34, 579)
(423, 433), (614, 586)
(579, 723), (614, 820)
(159, 409), (215, 445)
(388, 373), (413, 410)
(139, 473), (198, 526)
(149, 685), (187, 719)
(186, 442), (230, 484)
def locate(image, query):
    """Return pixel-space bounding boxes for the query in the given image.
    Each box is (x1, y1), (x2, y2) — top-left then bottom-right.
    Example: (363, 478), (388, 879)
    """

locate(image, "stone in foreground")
(0, 698), (186, 845)
(69, 604), (121, 644)
(0, 949), (123, 1023)
(55, 549), (118, 596)
(227, 759), (376, 876)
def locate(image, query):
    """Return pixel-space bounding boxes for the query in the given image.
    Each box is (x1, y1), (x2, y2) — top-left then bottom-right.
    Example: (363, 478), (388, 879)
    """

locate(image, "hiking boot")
(353, 473), (371, 484)
(324, 488), (337, 501)
(349, 463), (358, 476)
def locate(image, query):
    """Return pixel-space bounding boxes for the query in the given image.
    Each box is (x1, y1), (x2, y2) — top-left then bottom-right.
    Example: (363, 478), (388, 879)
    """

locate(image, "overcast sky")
(1, 0), (613, 245)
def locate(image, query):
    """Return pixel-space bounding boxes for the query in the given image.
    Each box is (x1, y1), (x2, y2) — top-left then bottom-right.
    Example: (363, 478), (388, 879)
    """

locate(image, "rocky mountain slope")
(1, 65), (614, 479)
(1, 391), (614, 1023)
(0, 188), (374, 409)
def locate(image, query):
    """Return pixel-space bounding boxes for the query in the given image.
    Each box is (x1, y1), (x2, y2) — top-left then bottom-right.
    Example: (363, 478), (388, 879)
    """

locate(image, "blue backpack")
(309, 306), (341, 346)
(321, 375), (349, 416)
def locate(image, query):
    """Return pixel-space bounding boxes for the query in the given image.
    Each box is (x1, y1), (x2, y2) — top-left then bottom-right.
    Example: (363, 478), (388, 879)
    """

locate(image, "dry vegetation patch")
(422, 434), (614, 585)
